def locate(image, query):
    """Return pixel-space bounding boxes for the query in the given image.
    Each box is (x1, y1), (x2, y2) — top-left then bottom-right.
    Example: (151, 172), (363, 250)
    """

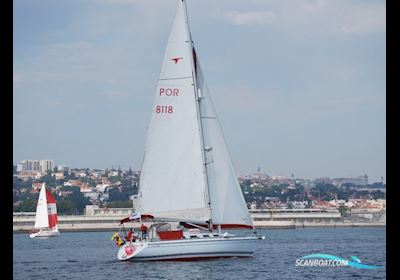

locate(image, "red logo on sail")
(171, 57), (183, 64)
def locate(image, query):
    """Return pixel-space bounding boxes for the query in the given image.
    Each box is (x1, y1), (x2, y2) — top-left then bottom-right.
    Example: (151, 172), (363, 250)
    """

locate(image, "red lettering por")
(159, 88), (179, 96)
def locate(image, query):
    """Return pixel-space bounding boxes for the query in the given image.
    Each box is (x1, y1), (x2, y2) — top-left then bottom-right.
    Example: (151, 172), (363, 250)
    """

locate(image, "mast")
(182, 0), (213, 226)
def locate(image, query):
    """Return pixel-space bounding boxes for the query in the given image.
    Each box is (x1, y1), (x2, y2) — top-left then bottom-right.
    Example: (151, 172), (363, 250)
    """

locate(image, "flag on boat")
(129, 211), (140, 220)
(120, 211), (141, 224)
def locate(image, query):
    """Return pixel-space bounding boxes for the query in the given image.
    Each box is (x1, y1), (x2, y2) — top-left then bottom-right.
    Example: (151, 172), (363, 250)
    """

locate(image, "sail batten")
(158, 77), (193, 81)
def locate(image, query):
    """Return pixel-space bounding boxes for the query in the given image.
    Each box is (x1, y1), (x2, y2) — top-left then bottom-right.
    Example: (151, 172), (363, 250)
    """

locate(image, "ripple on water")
(14, 228), (385, 280)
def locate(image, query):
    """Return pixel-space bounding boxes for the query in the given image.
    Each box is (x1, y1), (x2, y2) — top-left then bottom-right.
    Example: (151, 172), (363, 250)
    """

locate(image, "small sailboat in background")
(30, 183), (60, 238)
(116, 0), (263, 261)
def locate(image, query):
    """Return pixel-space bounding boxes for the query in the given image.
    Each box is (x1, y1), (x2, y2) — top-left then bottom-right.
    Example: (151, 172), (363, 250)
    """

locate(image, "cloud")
(223, 11), (276, 26)
(220, 0), (385, 35)
(18, 41), (96, 84)
(337, 2), (386, 34)
(213, 86), (276, 112)
(289, 0), (386, 35)
(45, 100), (62, 108)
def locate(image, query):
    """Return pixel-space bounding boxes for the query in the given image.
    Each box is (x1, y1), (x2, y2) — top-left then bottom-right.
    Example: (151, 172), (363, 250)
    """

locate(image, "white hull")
(118, 236), (258, 261)
(30, 229), (60, 238)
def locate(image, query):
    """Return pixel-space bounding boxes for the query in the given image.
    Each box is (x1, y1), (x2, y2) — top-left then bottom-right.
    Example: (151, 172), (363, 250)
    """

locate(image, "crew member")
(111, 232), (125, 247)
(126, 228), (135, 242)
(140, 224), (148, 239)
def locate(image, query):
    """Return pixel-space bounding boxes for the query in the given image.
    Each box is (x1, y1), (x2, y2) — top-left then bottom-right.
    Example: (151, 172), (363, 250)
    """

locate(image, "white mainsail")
(138, 0), (252, 228)
(33, 183), (49, 229)
(139, 0), (209, 221)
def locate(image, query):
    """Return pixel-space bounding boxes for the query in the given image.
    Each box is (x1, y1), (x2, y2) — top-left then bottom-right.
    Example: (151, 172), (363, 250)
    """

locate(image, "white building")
(16, 162), (25, 172)
(56, 165), (69, 173)
(39, 159), (54, 172)
(17, 159), (54, 172)
(53, 172), (65, 180)
(96, 184), (110, 192)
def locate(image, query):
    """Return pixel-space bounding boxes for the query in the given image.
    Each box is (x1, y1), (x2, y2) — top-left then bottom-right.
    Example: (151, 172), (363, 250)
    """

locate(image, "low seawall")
(254, 221), (385, 229)
(13, 214), (385, 233)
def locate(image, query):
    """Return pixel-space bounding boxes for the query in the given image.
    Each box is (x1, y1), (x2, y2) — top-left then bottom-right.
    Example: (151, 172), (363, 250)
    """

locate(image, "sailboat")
(29, 183), (60, 238)
(117, 0), (263, 261)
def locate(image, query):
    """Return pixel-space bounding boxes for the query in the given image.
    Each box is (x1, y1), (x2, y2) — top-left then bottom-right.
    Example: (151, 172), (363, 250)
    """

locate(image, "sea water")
(13, 227), (385, 280)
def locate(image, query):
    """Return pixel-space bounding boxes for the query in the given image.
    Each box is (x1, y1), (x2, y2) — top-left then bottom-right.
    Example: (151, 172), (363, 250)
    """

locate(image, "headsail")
(194, 49), (253, 228)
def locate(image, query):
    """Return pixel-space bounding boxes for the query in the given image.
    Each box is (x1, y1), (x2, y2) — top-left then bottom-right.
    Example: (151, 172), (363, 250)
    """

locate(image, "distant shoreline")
(13, 223), (385, 234)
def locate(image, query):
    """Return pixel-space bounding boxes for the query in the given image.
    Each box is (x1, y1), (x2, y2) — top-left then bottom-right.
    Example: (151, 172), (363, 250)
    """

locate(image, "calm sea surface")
(13, 227), (385, 280)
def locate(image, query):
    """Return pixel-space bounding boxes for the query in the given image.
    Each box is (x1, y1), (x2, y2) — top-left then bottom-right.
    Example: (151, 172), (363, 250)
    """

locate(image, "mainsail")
(33, 183), (58, 229)
(33, 184), (49, 228)
(139, 0), (209, 221)
(138, 0), (252, 228)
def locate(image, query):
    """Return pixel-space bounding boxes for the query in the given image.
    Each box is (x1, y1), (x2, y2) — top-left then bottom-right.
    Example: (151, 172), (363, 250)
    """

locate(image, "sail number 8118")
(155, 105), (173, 114)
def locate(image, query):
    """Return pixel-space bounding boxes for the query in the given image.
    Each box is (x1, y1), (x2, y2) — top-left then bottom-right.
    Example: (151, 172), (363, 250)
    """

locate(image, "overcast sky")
(13, 0), (386, 183)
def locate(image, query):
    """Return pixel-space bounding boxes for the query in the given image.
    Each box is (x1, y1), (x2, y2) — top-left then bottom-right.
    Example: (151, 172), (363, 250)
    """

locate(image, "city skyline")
(13, 0), (386, 183)
(14, 158), (383, 184)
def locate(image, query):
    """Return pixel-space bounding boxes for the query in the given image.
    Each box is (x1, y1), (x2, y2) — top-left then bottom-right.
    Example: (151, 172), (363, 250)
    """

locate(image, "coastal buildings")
(17, 159), (54, 172)
(238, 172), (372, 189)
(13, 166), (385, 221)
(13, 204), (386, 232)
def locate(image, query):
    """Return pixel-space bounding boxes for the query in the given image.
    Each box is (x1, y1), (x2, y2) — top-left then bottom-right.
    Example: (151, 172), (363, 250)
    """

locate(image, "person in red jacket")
(140, 224), (148, 239)
(126, 228), (135, 242)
